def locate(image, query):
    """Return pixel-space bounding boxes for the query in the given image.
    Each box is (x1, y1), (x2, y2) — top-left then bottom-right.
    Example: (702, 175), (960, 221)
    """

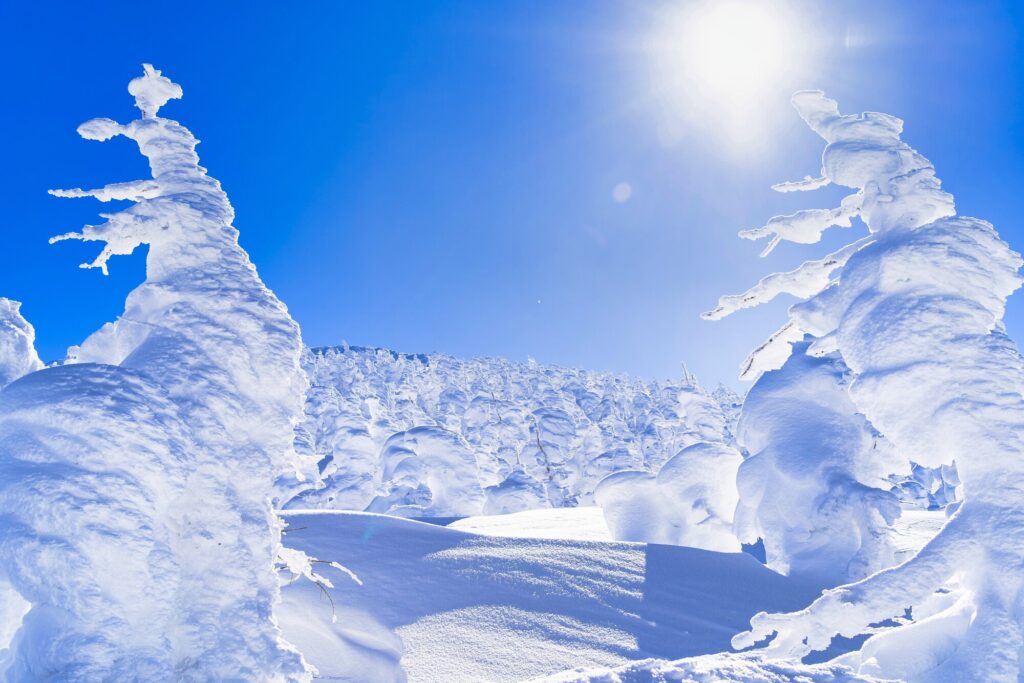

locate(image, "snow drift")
(277, 509), (826, 682)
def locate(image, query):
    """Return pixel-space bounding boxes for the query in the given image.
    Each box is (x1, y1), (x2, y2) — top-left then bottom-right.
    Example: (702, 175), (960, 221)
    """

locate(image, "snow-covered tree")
(712, 92), (1024, 680)
(0, 299), (39, 665)
(287, 345), (735, 516)
(595, 383), (743, 552)
(733, 340), (901, 586)
(0, 299), (42, 388)
(366, 426), (485, 517)
(595, 440), (742, 551)
(0, 65), (313, 680)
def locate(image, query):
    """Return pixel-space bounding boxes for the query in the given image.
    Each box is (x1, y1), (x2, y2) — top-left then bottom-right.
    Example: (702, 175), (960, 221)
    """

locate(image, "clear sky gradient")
(1, 1), (1021, 388)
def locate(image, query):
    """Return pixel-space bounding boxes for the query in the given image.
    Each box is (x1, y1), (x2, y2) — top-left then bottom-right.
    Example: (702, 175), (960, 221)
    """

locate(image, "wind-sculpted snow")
(709, 91), (1024, 680)
(595, 441), (742, 552)
(278, 510), (828, 682)
(0, 300), (42, 388)
(366, 426), (485, 517)
(288, 347), (742, 549)
(0, 300), (39, 667)
(734, 342), (902, 586)
(0, 66), (312, 680)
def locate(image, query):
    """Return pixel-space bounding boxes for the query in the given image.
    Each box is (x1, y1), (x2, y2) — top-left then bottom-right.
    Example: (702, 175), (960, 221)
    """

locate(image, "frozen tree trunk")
(0, 66), (312, 680)
(711, 92), (1024, 680)
(821, 219), (1024, 679)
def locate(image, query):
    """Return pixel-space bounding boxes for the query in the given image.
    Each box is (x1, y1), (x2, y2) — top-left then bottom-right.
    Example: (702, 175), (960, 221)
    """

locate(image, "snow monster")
(709, 92), (1024, 681)
(0, 66), (312, 680)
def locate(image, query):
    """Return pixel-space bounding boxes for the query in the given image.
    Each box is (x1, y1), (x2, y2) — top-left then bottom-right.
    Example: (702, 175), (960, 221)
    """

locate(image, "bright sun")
(648, 0), (810, 148)
(685, 2), (796, 97)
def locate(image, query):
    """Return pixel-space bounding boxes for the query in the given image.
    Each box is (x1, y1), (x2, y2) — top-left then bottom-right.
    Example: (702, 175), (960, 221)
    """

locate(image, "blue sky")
(1, 1), (1021, 388)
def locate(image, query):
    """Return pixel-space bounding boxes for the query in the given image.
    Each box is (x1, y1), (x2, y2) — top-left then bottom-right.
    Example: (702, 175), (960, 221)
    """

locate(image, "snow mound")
(450, 506), (612, 542)
(278, 510), (823, 683)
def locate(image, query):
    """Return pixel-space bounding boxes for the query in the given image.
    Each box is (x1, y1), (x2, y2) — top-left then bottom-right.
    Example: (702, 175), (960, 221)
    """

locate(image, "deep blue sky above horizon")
(1, 1), (1022, 388)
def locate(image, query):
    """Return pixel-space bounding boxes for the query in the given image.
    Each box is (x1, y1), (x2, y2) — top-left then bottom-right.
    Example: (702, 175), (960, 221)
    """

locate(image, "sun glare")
(648, 0), (811, 149)
(687, 3), (794, 97)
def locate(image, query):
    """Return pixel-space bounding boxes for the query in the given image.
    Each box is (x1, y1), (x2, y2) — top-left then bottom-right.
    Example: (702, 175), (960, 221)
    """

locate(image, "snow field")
(280, 509), (929, 682)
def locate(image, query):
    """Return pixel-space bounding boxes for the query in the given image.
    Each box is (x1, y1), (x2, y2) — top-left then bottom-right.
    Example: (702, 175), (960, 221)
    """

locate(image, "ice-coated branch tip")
(737, 194), (862, 258)
(49, 180), (161, 203)
(772, 175), (830, 193)
(48, 232), (80, 245)
(128, 64), (182, 118)
(702, 236), (873, 323)
(77, 118), (125, 141)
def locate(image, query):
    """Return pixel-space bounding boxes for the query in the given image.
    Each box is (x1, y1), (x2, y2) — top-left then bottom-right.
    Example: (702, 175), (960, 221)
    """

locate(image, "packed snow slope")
(278, 509), (826, 683)
(288, 345), (740, 518)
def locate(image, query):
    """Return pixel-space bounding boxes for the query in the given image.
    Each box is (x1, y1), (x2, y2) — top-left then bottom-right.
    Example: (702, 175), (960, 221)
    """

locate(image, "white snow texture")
(0, 66), (312, 680)
(711, 92), (1024, 680)
(3, 65), (1019, 683)
(288, 346), (744, 551)
(0, 300), (42, 388)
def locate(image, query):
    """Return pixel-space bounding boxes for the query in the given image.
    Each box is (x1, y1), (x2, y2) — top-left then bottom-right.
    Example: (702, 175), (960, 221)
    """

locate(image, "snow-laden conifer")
(714, 92), (1024, 680)
(733, 340), (902, 585)
(290, 345), (737, 518)
(0, 65), (313, 680)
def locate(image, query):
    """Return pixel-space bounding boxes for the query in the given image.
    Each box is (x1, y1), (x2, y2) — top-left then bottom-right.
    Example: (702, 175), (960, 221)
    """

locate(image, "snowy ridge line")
(311, 344), (431, 365)
(308, 343), (690, 383)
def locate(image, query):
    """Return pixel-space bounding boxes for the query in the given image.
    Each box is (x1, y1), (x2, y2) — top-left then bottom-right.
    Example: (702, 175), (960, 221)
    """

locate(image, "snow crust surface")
(280, 507), (941, 681)
(278, 510), (823, 683)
